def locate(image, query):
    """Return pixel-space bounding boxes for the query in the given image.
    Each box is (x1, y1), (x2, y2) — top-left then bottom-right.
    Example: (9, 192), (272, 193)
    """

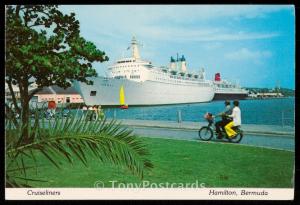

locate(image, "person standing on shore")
(224, 100), (242, 138)
(88, 106), (94, 121)
(97, 105), (105, 120)
(82, 105), (87, 116)
(93, 105), (98, 120)
(47, 100), (56, 119)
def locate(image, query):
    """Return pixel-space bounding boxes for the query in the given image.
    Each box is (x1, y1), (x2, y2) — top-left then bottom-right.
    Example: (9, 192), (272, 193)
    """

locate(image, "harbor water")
(103, 98), (295, 127)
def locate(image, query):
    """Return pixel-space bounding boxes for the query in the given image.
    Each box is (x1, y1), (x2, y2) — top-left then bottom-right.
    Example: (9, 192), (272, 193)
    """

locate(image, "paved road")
(31, 118), (294, 151)
(131, 126), (294, 152)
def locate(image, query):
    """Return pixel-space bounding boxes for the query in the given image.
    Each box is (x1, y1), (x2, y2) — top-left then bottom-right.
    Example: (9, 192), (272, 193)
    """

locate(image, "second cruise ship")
(213, 73), (248, 100)
(74, 37), (215, 106)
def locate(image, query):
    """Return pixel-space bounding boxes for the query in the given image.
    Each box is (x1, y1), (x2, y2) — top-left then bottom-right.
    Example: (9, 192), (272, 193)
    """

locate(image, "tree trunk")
(6, 79), (21, 115)
(20, 80), (30, 143)
(5, 104), (19, 129)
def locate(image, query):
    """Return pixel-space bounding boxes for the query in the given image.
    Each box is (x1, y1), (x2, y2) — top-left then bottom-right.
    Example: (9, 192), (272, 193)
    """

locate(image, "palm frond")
(6, 108), (153, 187)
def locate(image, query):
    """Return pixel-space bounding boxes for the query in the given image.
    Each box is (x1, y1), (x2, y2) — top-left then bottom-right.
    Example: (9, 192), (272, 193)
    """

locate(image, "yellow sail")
(119, 85), (125, 105)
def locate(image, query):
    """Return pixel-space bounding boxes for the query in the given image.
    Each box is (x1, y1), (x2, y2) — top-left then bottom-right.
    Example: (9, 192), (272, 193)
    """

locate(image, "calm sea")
(103, 98), (295, 126)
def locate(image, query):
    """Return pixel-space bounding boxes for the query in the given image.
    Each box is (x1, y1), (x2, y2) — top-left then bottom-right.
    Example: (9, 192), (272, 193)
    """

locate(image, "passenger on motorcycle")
(224, 100), (242, 138)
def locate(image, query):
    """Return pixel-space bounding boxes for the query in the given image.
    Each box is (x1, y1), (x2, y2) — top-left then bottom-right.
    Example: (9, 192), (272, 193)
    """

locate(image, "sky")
(60, 5), (295, 89)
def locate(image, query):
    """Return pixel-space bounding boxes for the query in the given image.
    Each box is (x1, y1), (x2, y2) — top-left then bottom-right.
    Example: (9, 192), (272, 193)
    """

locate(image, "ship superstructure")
(74, 37), (215, 106)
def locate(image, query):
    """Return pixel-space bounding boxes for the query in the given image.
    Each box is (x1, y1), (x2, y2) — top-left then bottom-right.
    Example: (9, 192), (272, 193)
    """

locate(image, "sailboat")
(119, 85), (128, 109)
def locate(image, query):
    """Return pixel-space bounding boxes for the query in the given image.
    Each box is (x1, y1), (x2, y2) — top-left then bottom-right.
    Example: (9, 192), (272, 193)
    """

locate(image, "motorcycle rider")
(215, 100), (232, 139)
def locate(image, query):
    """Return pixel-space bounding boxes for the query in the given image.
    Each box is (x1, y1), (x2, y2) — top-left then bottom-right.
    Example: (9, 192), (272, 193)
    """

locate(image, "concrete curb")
(116, 119), (295, 137)
(38, 118), (294, 137)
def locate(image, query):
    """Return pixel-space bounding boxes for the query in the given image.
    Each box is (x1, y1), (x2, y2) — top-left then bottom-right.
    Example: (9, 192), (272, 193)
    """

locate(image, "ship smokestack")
(170, 56), (176, 70)
(180, 55), (187, 73)
(200, 68), (206, 79)
(215, 73), (221, 81)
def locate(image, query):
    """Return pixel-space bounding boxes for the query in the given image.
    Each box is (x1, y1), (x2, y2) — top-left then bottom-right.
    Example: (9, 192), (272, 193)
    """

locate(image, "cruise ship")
(73, 37), (215, 106)
(213, 73), (248, 100)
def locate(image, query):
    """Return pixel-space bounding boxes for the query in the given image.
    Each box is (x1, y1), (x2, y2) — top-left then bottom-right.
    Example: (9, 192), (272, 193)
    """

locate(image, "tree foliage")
(6, 5), (108, 90)
(5, 5), (109, 141)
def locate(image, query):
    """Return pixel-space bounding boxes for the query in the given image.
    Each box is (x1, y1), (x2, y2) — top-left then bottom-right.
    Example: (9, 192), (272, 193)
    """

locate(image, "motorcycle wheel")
(228, 130), (244, 143)
(198, 127), (214, 141)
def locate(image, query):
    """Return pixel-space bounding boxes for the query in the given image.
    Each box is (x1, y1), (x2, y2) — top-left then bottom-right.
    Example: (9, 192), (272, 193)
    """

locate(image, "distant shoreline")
(245, 96), (294, 100)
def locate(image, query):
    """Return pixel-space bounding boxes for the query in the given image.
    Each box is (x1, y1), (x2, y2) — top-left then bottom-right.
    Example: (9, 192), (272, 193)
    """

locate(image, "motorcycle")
(198, 112), (244, 143)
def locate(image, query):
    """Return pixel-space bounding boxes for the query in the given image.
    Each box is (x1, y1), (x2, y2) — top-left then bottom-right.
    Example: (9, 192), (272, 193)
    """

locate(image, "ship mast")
(130, 36), (141, 59)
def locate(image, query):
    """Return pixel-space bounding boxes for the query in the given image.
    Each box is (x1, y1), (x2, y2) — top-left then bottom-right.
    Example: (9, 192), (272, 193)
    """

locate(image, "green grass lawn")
(10, 137), (294, 188)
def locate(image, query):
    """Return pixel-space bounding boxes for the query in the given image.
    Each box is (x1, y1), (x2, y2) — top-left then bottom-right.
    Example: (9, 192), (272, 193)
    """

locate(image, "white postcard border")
(5, 188), (294, 200)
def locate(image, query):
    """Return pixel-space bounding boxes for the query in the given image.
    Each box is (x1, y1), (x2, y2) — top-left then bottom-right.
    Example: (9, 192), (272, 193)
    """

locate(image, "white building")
(34, 85), (84, 104)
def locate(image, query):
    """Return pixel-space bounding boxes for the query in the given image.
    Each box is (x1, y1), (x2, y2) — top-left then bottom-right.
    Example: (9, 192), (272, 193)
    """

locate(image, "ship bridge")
(107, 37), (154, 82)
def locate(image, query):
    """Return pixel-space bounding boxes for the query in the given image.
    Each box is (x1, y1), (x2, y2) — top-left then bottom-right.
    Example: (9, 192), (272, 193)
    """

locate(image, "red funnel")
(215, 73), (221, 81)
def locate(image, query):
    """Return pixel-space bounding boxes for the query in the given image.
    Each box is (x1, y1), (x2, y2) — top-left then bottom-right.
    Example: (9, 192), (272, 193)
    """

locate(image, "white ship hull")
(213, 88), (248, 100)
(215, 88), (248, 95)
(74, 77), (215, 106)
